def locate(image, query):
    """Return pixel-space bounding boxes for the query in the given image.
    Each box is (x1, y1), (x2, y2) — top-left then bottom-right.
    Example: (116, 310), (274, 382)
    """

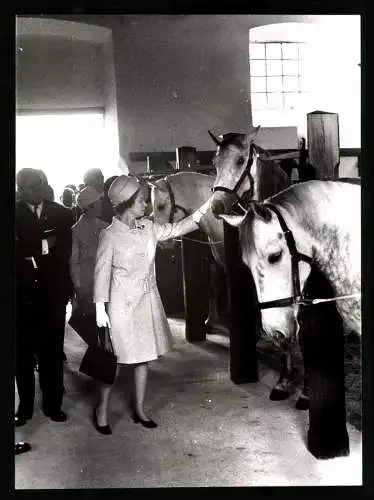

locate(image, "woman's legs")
(96, 365), (120, 426)
(133, 362), (150, 420)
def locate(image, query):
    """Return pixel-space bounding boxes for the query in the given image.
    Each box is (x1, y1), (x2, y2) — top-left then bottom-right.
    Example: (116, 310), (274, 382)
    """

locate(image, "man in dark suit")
(16, 168), (72, 425)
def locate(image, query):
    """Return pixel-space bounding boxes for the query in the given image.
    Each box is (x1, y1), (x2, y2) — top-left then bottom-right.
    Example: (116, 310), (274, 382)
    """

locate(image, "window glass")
(282, 43), (299, 59)
(282, 60), (299, 76)
(250, 76), (267, 93)
(250, 59), (266, 76)
(266, 43), (282, 59)
(249, 43), (265, 59)
(267, 76), (283, 92)
(266, 60), (283, 76)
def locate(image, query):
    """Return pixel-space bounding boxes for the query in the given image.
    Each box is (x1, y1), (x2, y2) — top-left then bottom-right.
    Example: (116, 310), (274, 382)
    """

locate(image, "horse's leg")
(204, 260), (221, 331)
(269, 343), (293, 401)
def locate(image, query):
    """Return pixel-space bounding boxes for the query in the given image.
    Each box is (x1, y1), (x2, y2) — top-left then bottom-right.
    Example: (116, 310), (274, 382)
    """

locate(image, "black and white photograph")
(14, 13), (362, 488)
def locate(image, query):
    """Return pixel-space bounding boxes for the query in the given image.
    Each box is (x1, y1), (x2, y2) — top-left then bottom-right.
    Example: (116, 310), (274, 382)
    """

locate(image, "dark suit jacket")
(16, 199), (73, 305)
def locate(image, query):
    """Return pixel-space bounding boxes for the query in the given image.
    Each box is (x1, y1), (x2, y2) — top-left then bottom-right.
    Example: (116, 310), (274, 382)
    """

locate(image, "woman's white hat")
(77, 186), (101, 210)
(108, 175), (140, 207)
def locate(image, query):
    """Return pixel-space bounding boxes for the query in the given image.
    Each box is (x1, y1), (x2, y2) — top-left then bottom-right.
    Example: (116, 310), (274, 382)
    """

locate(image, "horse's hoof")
(295, 396), (310, 410)
(269, 389), (290, 401)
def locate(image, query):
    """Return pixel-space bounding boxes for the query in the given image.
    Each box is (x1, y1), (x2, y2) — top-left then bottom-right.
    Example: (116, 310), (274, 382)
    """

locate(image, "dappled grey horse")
(221, 180), (361, 350)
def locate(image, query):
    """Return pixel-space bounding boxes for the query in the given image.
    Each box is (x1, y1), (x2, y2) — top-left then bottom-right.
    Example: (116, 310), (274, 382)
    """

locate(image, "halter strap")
(257, 203), (359, 310)
(163, 178), (189, 223)
(258, 203), (313, 310)
(212, 143), (255, 207)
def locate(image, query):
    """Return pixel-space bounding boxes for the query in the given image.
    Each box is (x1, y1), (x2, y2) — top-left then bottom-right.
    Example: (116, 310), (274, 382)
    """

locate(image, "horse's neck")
(281, 182), (361, 298)
(170, 174), (224, 249)
(254, 160), (290, 201)
(171, 173), (213, 212)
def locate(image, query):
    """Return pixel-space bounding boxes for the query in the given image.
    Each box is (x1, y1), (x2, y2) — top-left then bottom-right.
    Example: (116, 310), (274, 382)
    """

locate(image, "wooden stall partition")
(298, 269), (350, 459)
(223, 221), (259, 384)
(181, 230), (211, 343)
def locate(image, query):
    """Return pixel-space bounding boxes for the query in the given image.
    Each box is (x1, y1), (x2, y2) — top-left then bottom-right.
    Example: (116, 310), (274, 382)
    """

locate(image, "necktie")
(33, 205), (39, 218)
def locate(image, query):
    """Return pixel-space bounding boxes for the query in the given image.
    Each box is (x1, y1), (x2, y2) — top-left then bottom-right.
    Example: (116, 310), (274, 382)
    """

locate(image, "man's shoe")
(43, 409), (67, 422)
(15, 442), (31, 455)
(15, 415), (31, 427)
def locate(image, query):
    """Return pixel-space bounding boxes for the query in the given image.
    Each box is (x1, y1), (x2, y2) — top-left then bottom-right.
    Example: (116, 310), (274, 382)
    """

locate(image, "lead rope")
(301, 293), (361, 305)
(171, 237), (224, 245)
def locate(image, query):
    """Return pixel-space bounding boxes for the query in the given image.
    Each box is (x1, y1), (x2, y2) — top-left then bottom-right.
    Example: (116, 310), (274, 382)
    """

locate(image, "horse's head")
(221, 202), (313, 343)
(209, 126), (261, 218)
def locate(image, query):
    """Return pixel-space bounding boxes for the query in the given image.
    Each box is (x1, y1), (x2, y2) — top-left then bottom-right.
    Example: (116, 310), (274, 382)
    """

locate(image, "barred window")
(250, 41), (308, 111)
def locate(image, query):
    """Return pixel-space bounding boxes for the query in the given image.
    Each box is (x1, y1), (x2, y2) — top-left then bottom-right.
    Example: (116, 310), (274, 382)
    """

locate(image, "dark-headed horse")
(208, 127), (290, 219)
(207, 128), (312, 405)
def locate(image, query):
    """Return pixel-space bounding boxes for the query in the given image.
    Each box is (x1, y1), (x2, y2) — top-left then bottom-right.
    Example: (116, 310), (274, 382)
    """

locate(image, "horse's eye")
(237, 157), (245, 166)
(268, 251), (282, 264)
(158, 204), (166, 211)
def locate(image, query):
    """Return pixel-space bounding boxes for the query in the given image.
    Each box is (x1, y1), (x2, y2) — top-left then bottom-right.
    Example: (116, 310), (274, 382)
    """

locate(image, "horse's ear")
(219, 214), (245, 227)
(208, 130), (222, 147)
(252, 202), (272, 222)
(248, 125), (261, 141)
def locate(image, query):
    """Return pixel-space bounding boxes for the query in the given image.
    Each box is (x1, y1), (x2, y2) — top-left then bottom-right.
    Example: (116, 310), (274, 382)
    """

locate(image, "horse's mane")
(252, 143), (290, 200)
(241, 181), (335, 249)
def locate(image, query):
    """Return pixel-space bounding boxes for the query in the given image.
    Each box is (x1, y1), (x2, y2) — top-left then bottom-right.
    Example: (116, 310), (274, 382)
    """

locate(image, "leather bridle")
(212, 142), (255, 210)
(162, 178), (189, 223)
(258, 203), (314, 310)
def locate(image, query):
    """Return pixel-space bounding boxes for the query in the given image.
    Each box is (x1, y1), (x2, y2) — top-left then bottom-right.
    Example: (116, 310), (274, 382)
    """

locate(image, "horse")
(208, 127), (290, 219)
(220, 180), (361, 346)
(150, 172), (226, 328)
(207, 128), (315, 405)
(151, 154), (307, 405)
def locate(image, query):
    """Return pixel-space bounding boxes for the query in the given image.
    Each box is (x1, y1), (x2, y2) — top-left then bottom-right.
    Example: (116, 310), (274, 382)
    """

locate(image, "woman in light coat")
(93, 174), (211, 434)
(70, 187), (108, 316)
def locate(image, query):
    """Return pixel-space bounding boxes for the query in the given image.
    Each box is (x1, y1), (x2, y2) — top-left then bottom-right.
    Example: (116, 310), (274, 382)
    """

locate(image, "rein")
(258, 203), (360, 309)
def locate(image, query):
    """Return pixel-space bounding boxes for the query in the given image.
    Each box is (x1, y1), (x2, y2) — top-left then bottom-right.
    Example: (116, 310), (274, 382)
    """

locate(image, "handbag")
(68, 306), (98, 346)
(79, 326), (117, 385)
(68, 298), (98, 345)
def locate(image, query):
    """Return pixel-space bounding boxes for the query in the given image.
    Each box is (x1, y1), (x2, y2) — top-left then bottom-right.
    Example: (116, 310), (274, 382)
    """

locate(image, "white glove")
(191, 198), (212, 224)
(96, 303), (111, 328)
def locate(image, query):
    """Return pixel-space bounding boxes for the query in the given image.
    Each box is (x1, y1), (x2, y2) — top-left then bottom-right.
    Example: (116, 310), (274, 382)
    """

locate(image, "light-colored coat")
(94, 215), (198, 364)
(71, 215), (109, 311)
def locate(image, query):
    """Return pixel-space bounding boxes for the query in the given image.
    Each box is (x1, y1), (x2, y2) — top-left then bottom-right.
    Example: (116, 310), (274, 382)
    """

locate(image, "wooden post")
(176, 146), (199, 171)
(181, 231), (209, 343)
(299, 267), (349, 459)
(176, 144), (209, 343)
(223, 221), (259, 384)
(304, 111), (349, 458)
(307, 111), (340, 179)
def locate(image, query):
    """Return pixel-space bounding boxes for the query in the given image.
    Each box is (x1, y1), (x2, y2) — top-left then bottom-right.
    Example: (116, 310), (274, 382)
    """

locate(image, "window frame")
(250, 41), (307, 111)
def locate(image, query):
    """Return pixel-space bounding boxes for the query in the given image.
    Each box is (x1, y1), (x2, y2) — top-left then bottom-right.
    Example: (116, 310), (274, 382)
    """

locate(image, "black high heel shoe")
(132, 410), (158, 429)
(92, 408), (112, 435)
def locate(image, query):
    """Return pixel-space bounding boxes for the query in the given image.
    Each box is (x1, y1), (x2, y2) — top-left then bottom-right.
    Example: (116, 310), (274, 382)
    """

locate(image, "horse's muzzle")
(211, 196), (226, 218)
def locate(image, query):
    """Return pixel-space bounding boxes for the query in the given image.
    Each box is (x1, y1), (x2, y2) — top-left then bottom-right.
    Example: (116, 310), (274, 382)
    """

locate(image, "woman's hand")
(96, 303), (111, 328)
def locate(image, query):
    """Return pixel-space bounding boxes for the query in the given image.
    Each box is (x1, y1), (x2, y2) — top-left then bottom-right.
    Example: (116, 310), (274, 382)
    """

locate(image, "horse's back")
(335, 177), (361, 185)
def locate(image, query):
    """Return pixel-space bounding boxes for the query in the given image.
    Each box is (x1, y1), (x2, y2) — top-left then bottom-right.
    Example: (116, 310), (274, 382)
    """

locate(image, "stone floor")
(15, 316), (362, 488)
